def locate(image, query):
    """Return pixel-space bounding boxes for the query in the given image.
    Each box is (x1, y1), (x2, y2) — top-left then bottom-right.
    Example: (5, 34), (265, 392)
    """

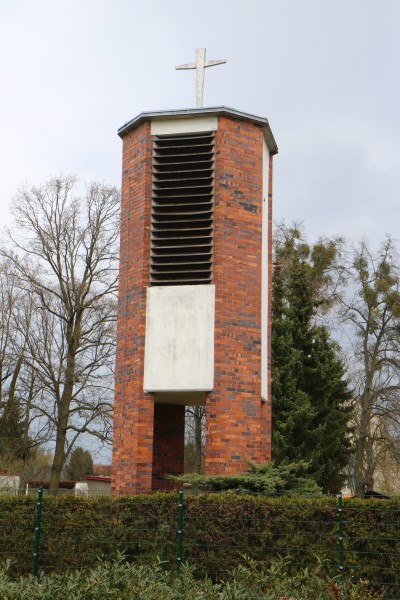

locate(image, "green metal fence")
(0, 488), (398, 598)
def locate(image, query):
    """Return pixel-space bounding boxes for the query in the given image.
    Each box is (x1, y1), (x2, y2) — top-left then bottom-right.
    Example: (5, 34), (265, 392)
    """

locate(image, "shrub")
(171, 460), (323, 496)
(0, 555), (385, 599)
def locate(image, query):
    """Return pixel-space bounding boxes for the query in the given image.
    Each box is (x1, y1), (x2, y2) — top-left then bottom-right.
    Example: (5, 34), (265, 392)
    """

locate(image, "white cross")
(176, 48), (226, 108)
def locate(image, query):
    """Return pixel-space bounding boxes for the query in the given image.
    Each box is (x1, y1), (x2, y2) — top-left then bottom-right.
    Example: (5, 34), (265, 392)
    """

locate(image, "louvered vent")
(150, 131), (215, 286)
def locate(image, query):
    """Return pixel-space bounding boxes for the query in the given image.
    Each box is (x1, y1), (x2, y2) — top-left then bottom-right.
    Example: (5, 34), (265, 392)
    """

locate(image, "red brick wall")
(111, 121), (154, 495)
(205, 116), (267, 474)
(152, 404), (185, 490)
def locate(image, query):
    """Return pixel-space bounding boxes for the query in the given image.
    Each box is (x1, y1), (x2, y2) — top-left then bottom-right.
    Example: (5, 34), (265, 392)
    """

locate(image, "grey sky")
(1, 1), (399, 247)
(1, 1), (398, 462)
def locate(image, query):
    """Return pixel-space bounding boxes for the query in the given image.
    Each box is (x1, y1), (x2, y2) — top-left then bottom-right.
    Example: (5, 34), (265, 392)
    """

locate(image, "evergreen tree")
(64, 447), (94, 481)
(0, 377), (32, 462)
(0, 403), (24, 458)
(272, 226), (353, 493)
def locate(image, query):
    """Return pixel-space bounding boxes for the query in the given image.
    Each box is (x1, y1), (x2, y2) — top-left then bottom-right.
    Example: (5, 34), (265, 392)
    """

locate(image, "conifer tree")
(64, 447), (94, 481)
(272, 226), (352, 493)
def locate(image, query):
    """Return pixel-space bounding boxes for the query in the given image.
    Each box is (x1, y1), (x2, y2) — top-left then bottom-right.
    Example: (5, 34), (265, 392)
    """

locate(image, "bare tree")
(340, 238), (400, 496)
(0, 260), (25, 452)
(0, 260), (41, 458)
(0, 259), (55, 490)
(2, 175), (119, 490)
(185, 406), (205, 473)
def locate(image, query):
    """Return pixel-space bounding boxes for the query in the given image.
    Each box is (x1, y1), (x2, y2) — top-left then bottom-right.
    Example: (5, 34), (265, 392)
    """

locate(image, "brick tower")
(111, 107), (277, 494)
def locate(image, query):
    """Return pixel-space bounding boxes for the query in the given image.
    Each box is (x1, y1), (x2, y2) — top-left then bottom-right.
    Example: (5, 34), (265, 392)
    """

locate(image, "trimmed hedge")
(0, 492), (398, 594)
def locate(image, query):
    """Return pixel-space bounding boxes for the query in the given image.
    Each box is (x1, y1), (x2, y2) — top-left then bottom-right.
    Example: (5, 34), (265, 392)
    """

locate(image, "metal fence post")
(177, 488), (184, 573)
(338, 492), (344, 589)
(33, 486), (43, 577)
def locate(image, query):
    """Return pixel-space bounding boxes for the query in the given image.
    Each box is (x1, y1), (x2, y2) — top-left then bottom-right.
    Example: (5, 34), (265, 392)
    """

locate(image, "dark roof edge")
(118, 106), (278, 154)
(84, 475), (112, 482)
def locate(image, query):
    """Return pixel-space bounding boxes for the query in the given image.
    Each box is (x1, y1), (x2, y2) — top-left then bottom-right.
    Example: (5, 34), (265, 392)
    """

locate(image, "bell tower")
(111, 54), (277, 494)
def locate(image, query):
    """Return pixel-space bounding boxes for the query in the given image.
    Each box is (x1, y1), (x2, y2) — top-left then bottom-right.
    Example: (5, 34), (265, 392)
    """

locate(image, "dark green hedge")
(0, 492), (398, 595)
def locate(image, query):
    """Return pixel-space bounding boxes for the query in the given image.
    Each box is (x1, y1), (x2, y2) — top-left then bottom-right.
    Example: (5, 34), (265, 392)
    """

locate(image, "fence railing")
(0, 488), (398, 598)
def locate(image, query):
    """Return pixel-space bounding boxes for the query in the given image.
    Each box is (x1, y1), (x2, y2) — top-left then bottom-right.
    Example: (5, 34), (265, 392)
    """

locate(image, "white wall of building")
(261, 139), (270, 402)
(151, 116), (218, 136)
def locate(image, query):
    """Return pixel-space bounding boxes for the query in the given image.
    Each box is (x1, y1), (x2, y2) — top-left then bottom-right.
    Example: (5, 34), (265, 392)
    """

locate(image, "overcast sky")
(1, 1), (398, 462)
(1, 1), (399, 249)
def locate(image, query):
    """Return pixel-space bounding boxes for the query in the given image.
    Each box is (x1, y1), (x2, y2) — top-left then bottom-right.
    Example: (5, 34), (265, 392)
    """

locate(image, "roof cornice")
(118, 106), (278, 154)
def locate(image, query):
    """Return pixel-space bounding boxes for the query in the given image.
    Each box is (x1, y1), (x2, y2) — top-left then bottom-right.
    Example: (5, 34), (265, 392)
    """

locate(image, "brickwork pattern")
(111, 121), (154, 495)
(205, 116), (269, 474)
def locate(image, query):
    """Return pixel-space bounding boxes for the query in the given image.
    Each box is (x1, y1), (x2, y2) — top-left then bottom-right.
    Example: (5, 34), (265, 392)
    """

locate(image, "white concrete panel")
(144, 285), (215, 392)
(151, 117), (218, 136)
(261, 140), (270, 401)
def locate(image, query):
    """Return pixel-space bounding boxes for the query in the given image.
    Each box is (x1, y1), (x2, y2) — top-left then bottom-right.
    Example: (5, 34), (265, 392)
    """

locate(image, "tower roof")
(118, 106), (278, 154)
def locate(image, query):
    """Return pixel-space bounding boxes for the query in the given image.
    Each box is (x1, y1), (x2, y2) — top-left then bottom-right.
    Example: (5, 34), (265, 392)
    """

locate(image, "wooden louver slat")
(150, 132), (215, 285)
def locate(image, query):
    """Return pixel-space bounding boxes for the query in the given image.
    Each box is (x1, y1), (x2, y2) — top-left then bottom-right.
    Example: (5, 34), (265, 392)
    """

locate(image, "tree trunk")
(354, 390), (372, 497)
(354, 438), (366, 497)
(49, 420), (67, 493)
(49, 322), (78, 492)
(194, 406), (203, 474)
(22, 371), (35, 452)
(6, 356), (23, 432)
(365, 428), (375, 491)
(8, 356), (23, 409)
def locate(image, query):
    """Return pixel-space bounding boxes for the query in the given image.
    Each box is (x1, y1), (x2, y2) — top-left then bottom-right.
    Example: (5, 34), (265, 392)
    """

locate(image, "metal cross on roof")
(176, 48), (226, 108)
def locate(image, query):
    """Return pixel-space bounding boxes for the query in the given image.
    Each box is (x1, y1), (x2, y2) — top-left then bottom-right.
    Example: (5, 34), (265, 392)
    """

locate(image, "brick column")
(205, 116), (265, 474)
(111, 121), (154, 495)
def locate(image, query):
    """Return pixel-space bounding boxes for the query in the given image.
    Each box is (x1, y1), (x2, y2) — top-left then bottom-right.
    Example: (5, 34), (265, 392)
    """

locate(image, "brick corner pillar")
(111, 120), (154, 495)
(205, 115), (274, 474)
